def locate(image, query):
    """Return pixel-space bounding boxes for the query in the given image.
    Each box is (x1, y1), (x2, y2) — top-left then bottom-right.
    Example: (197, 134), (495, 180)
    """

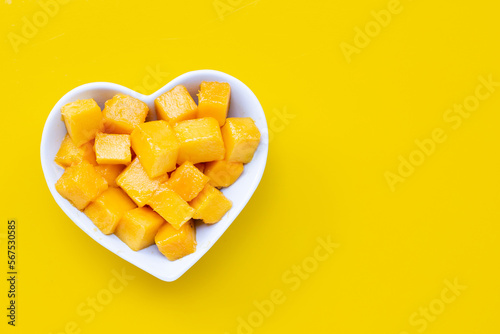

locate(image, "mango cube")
(174, 117), (225, 165)
(84, 187), (136, 235)
(115, 207), (165, 251)
(190, 184), (232, 224)
(95, 164), (125, 187)
(147, 184), (194, 230)
(221, 118), (261, 163)
(155, 220), (196, 261)
(197, 81), (231, 126)
(55, 134), (96, 167)
(61, 99), (103, 146)
(204, 160), (244, 188)
(81, 141), (98, 166)
(103, 94), (149, 134)
(167, 161), (209, 201)
(116, 158), (167, 207)
(94, 133), (131, 165)
(131, 120), (179, 178)
(154, 85), (197, 124)
(155, 172), (170, 184)
(55, 161), (108, 210)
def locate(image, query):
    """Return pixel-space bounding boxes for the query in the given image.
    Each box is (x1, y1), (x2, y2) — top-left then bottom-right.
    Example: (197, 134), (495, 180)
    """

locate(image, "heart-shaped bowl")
(40, 70), (268, 281)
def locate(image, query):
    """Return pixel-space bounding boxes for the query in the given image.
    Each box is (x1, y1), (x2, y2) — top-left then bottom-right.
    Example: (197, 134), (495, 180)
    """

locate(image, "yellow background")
(1, 0), (499, 333)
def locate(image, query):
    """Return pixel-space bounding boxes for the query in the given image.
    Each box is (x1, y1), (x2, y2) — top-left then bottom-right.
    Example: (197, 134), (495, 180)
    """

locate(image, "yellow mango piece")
(55, 160), (108, 210)
(54, 134), (85, 167)
(95, 164), (125, 187)
(147, 184), (194, 230)
(102, 94), (149, 134)
(167, 161), (209, 201)
(115, 207), (165, 251)
(116, 158), (166, 207)
(221, 118), (261, 163)
(197, 81), (231, 126)
(84, 187), (137, 235)
(81, 140), (98, 165)
(204, 160), (244, 188)
(154, 85), (197, 124)
(131, 120), (179, 178)
(61, 99), (103, 146)
(55, 137), (97, 168)
(190, 184), (232, 224)
(156, 172), (170, 184)
(94, 133), (131, 165)
(155, 220), (196, 261)
(174, 117), (225, 165)
(194, 163), (205, 173)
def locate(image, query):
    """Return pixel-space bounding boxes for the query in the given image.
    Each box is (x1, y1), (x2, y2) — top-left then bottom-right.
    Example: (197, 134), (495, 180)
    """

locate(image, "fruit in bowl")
(41, 70), (268, 281)
(53, 81), (261, 261)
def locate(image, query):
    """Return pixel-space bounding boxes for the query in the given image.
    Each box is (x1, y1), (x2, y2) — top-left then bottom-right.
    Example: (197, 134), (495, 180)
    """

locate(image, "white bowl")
(40, 70), (268, 281)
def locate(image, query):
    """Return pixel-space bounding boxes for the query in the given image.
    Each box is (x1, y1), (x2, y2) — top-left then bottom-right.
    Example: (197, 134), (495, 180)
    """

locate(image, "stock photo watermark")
(385, 74), (498, 191)
(340, 0), (416, 64)
(224, 236), (339, 334)
(6, 219), (17, 327)
(261, 106), (295, 145)
(48, 268), (134, 334)
(397, 278), (467, 334)
(132, 65), (170, 95)
(213, 0), (260, 20)
(8, 0), (73, 54)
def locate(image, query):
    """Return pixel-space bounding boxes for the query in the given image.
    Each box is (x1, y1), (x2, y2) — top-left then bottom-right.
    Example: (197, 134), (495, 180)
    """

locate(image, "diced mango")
(204, 160), (244, 188)
(55, 137), (97, 168)
(84, 187), (137, 235)
(221, 118), (261, 163)
(61, 99), (103, 146)
(115, 207), (165, 251)
(155, 220), (196, 261)
(154, 85), (197, 124)
(81, 140), (98, 165)
(55, 160), (108, 210)
(194, 163), (205, 173)
(54, 134), (85, 167)
(190, 184), (232, 224)
(116, 158), (166, 207)
(155, 172), (170, 184)
(197, 81), (231, 126)
(130, 120), (179, 178)
(102, 94), (149, 134)
(94, 133), (131, 165)
(147, 184), (194, 230)
(174, 117), (225, 165)
(167, 161), (209, 201)
(95, 164), (125, 187)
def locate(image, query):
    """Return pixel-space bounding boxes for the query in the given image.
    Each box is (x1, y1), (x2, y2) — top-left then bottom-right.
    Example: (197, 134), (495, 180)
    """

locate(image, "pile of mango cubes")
(54, 82), (261, 261)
